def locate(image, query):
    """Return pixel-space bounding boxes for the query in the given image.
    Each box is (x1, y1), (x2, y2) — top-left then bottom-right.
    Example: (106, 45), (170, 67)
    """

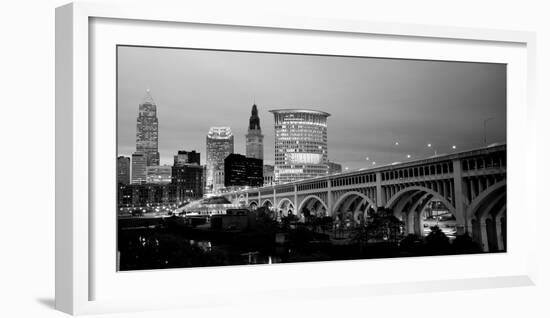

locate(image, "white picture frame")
(55, 2), (537, 315)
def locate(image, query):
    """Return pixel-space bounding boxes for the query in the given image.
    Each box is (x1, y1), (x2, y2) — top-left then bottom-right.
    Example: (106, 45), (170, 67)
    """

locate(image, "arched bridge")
(225, 144), (506, 252)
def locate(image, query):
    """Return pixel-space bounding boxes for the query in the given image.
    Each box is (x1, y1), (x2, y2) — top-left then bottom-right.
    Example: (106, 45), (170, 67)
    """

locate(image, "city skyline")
(117, 46), (506, 171)
(116, 46), (508, 270)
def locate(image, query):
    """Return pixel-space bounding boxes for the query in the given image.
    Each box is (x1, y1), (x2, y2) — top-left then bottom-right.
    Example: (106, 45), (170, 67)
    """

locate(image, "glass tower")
(206, 127), (234, 193)
(135, 89), (160, 166)
(269, 109), (330, 184)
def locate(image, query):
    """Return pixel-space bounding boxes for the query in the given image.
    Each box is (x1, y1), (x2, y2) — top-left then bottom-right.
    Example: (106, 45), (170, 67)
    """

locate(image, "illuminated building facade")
(135, 90), (160, 166)
(263, 164), (275, 186)
(206, 127), (234, 193)
(146, 165), (172, 184)
(245, 104), (264, 160)
(131, 152), (147, 184)
(117, 183), (177, 210)
(269, 109), (330, 183)
(171, 161), (203, 202)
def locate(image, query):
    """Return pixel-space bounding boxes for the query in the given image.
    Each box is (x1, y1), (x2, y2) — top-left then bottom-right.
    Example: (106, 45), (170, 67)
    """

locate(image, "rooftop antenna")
(143, 88), (155, 104)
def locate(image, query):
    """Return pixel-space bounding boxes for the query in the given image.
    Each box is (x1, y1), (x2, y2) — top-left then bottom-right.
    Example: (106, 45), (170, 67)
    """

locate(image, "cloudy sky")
(117, 46), (506, 170)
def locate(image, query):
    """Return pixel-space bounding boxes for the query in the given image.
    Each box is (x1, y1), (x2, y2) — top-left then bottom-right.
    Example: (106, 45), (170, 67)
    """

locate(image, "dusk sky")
(117, 46), (506, 170)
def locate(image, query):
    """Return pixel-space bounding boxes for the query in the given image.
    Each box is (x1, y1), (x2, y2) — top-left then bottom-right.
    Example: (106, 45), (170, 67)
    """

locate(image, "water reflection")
(119, 229), (286, 270)
(189, 240), (212, 252)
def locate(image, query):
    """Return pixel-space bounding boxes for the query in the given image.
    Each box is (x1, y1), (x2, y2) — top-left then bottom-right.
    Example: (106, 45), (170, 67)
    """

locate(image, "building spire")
(143, 88), (155, 105)
(249, 103), (260, 130)
(246, 102), (264, 160)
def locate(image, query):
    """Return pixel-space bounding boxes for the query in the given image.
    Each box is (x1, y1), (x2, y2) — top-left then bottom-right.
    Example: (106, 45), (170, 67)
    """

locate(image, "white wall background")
(0, 0), (548, 317)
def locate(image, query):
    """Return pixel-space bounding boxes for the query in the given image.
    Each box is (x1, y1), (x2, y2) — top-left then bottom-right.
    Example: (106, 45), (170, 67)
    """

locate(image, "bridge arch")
(332, 191), (376, 225)
(467, 180), (506, 220)
(385, 186), (456, 238)
(260, 199), (273, 210)
(297, 195), (328, 217)
(385, 186), (456, 217)
(248, 200), (258, 210)
(276, 198), (295, 217)
(467, 181), (506, 252)
(403, 192), (433, 236)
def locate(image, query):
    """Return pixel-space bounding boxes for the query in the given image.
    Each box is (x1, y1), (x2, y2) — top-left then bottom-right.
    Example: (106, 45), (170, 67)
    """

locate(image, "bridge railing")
(225, 144), (506, 197)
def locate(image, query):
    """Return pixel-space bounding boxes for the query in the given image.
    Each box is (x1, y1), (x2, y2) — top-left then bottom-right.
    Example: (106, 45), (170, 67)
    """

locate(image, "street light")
(427, 143), (437, 156)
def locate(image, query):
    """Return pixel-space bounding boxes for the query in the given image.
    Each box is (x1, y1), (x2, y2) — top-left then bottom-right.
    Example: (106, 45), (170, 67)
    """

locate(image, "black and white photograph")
(116, 45), (507, 271)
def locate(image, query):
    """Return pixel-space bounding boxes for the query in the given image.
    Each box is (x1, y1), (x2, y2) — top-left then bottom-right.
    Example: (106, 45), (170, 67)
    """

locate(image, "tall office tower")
(269, 109), (330, 183)
(205, 127), (234, 193)
(117, 156), (131, 185)
(245, 104), (264, 160)
(131, 152), (147, 184)
(135, 89), (160, 166)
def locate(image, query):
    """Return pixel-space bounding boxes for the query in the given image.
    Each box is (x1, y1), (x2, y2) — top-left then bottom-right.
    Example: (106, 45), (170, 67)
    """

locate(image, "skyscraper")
(269, 109), (330, 183)
(135, 89), (160, 166)
(206, 127), (234, 193)
(117, 156), (131, 185)
(245, 104), (264, 160)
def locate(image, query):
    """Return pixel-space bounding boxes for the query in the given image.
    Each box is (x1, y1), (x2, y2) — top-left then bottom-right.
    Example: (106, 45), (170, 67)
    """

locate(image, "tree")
(399, 234), (423, 252)
(365, 209), (404, 243)
(424, 226), (451, 254)
(452, 234), (482, 254)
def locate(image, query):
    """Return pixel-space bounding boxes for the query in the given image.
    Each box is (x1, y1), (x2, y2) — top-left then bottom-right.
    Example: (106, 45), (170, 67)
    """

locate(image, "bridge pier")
(294, 185), (298, 218)
(406, 211), (416, 235)
(375, 172), (384, 208)
(415, 213), (423, 237)
(452, 159), (468, 235)
(272, 188), (277, 214)
(480, 217), (489, 252)
(327, 179), (333, 217)
(495, 219), (503, 251)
